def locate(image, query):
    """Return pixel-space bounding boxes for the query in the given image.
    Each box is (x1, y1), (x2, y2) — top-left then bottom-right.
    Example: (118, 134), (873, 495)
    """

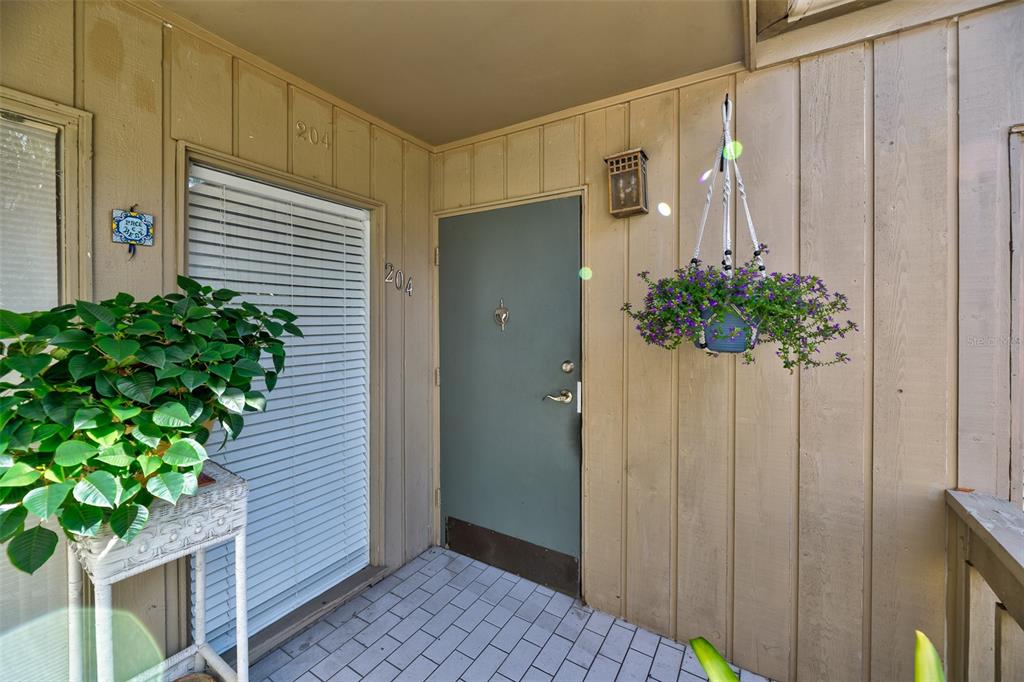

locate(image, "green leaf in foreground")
(96, 337), (140, 363)
(162, 438), (207, 467)
(688, 638), (738, 682)
(7, 525), (58, 574)
(0, 462), (41, 487)
(110, 503), (150, 543)
(54, 440), (98, 467)
(152, 402), (193, 428)
(915, 630), (945, 682)
(0, 506), (27, 541)
(73, 471), (119, 508)
(146, 472), (186, 504)
(59, 503), (103, 537)
(22, 482), (75, 520)
(5, 354), (51, 379)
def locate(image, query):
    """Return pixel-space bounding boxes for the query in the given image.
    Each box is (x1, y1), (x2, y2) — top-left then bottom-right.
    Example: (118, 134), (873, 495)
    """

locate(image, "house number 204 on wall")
(385, 262), (413, 297)
(295, 120), (330, 149)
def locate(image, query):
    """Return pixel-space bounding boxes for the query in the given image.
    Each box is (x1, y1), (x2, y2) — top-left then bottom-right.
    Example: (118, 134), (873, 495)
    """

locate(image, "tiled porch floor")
(250, 547), (770, 682)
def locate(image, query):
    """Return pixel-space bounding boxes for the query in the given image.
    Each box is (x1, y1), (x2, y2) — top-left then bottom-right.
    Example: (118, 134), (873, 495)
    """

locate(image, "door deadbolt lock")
(561, 361), (575, 373)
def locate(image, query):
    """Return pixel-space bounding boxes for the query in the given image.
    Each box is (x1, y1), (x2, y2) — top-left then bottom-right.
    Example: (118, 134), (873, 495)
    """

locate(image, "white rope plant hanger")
(691, 95), (765, 352)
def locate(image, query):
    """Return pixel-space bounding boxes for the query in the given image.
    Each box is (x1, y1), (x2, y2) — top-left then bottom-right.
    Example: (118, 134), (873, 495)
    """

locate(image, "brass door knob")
(544, 390), (573, 403)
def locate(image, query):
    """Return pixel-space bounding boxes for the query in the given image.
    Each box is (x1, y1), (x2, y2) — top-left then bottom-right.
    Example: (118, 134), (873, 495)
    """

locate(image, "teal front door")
(440, 197), (582, 595)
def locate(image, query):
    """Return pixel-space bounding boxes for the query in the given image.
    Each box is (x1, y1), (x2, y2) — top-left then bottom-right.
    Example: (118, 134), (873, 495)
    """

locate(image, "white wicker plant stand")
(67, 461), (249, 682)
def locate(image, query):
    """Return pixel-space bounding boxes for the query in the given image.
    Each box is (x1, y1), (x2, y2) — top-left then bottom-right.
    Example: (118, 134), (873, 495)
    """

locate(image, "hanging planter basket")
(698, 306), (758, 354)
(623, 96), (858, 370)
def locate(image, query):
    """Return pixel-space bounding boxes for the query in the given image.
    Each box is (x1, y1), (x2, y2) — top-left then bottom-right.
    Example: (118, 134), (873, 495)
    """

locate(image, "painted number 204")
(295, 121), (330, 149)
(384, 262), (413, 297)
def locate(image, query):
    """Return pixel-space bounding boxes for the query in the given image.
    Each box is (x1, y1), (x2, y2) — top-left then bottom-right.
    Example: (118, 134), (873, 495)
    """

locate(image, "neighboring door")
(440, 196), (582, 595)
(187, 163), (371, 651)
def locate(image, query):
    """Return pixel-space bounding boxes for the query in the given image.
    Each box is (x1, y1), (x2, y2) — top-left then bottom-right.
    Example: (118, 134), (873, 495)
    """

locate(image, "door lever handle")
(544, 390), (573, 404)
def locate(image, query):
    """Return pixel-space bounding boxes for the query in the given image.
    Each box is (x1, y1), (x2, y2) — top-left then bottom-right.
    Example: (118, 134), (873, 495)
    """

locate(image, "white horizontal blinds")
(0, 114), (59, 312)
(186, 163), (370, 652)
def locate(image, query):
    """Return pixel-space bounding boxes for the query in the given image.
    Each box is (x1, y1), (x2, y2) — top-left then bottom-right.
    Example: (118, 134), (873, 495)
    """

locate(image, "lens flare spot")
(699, 168), (713, 183)
(657, 202), (672, 217)
(723, 140), (744, 160)
(579, 266), (593, 281)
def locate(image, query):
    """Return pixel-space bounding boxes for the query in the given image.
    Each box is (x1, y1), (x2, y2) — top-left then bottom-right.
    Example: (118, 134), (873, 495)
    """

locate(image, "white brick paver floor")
(249, 547), (773, 682)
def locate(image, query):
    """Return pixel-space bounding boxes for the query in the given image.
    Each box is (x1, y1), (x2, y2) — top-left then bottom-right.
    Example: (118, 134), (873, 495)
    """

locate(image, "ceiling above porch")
(157, 0), (744, 145)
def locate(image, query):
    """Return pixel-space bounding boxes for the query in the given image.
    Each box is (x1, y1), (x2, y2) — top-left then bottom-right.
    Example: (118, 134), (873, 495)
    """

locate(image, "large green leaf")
(5, 354), (51, 379)
(116, 372), (156, 404)
(244, 390), (267, 411)
(137, 454), (163, 477)
(7, 525), (58, 574)
(84, 423), (124, 447)
(0, 309), (31, 338)
(104, 401), (141, 421)
(96, 337), (140, 363)
(73, 471), (119, 508)
(272, 308), (298, 323)
(42, 392), (86, 427)
(180, 369), (210, 391)
(177, 275), (203, 295)
(22, 482), (74, 520)
(59, 502), (103, 536)
(3, 421), (34, 451)
(146, 472), (186, 504)
(136, 346), (166, 369)
(162, 438), (207, 467)
(233, 358), (264, 378)
(69, 354), (107, 380)
(221, 413), (244, 440)
(54, 440), (98, 467)
(688, 638), (738, 682)
(0, 506), (27, 541)
(0, 462), (41, 487)
(50, 329), (94, 350)
(131, 422), (163, 449)
(915, 631), (945, 682)
(264, 370), (278, 391)
(95, 443), (134, 467)
(155, 364), (186, 380)
(152, 402), (192, 428)
(209, 364), (233, 381)
(110, 503), (149, 543)
(76, 300), (116, 327)
(72, 406), (111, 431)
(218, 388), (246, 414)
(124, 318), (161, 335)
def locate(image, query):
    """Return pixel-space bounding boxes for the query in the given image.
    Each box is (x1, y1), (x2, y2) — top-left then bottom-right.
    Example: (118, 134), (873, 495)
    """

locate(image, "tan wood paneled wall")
(0, 0), (434, 657)
(430, 4), (1024, 678)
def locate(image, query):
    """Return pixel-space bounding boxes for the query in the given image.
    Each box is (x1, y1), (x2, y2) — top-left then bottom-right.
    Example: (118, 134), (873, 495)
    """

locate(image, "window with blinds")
(0, 113), (59, 312)
(186, 163), (371, 652)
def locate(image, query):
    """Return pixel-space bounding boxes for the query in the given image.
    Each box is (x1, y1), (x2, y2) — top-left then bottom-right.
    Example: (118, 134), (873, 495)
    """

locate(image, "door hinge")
(434, 488), (440, 506)
(434, 367), (441, 386)
(434, 246), (440, 266)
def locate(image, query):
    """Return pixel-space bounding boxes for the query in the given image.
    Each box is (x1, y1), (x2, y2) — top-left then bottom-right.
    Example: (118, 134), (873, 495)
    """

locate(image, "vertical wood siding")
(1, 0), (434, 658)
(429, 7), (1024, 678)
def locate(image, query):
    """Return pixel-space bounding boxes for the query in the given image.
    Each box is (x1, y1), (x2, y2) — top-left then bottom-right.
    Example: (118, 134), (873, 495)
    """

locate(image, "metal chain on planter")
(690, 95), (764, 277)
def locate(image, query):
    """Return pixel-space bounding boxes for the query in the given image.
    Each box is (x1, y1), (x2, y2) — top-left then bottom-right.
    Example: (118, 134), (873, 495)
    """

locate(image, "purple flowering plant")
(621, 246), (858, 370)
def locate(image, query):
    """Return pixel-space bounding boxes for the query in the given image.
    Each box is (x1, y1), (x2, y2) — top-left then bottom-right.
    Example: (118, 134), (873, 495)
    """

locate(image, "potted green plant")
(0, 276), (300, 573)
(622, 247), (858, 370)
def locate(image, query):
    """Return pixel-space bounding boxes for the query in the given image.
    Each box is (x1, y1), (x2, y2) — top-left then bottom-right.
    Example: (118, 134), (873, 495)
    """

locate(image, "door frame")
(430, 185), (590, 592)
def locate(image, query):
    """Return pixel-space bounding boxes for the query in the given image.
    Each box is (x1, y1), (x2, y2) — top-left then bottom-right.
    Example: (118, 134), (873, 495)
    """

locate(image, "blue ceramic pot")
(696, 307), (756, 353)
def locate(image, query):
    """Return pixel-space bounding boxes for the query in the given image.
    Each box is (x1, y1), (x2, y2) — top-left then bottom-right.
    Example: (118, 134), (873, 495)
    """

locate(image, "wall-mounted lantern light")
(604, 148), (649, 218)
